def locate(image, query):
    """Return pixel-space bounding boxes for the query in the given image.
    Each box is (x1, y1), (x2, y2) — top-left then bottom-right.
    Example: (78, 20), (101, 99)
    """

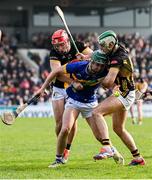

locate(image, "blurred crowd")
(0, 31), (152, 105)
(0, 34), (48, 105)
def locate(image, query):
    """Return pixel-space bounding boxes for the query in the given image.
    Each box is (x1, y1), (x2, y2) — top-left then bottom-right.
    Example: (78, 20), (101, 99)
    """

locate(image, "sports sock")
(131, 149), (140, 158)
(101, 139), (110, 146)
(66, 144), (71, 150)
(56, 155), (62, 161)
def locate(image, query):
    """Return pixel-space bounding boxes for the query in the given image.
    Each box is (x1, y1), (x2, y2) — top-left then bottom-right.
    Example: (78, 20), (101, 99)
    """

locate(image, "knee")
(60, 127), (71, 136)
(56, 122), (62, 129)
(55, 123), (62, 134)
(113, 125), (124, 136)
(55, 115), (62, 125)
(92, 108), (103, 118)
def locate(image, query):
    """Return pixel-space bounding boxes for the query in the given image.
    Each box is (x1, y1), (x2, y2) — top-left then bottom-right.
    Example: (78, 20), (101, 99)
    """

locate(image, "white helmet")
(98, 30), (118, 50)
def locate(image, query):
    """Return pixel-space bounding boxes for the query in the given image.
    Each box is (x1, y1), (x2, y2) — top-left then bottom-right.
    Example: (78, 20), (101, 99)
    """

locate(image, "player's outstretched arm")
(57, 72), (73, 85)
(36, 66), (73, 96)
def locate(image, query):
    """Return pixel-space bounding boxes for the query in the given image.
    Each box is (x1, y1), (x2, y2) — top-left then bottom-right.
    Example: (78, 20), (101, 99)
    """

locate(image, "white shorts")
(117, 90), (135, 111)
(51, 87), (67, 101)
(65, 97), (98, 118)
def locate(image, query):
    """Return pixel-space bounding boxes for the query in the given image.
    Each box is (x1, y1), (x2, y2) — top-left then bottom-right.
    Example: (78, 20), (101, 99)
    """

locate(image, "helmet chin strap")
(107, 42), (118, 56)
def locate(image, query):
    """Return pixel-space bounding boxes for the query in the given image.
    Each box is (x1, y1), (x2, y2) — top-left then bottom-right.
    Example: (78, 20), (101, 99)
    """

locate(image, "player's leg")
(63, 120), (77, 162)
(49, 107), (79, 168)
(111, 91), (145, 166)
(130, 104), (136, 124)
(112, 110), (138, 151)
(86, 116), (124, 164)
(92, 96), (123, 145)
(112, 110), (145, 165)
(92, 96), (124, 163)
(86, 116), (110, 145)
(52, 87), (77, 161)
(86, 116), (113, 159)
(52, 98), (65, 136)
(137, 100), (143, 125)
(52, 98), (75, 162)
(57, 107), (79, 156)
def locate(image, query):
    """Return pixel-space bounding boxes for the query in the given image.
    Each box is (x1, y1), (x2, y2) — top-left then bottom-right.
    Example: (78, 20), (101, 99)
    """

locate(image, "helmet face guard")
(52, 36), (68, 44)
(88, 50), (107, 74)
(91, 50), (107, 65)
(52, 29), (70, 53)
(98, 30), (118, 54)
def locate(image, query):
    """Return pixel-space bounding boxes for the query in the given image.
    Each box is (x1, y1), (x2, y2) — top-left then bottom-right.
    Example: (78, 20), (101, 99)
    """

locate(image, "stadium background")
(0, 0), (152, 179)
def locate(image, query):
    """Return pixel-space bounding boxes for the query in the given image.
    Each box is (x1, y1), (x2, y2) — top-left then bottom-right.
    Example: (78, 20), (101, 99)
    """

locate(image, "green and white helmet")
(91, 50), (107, 64)
(98, 30), (118, 47)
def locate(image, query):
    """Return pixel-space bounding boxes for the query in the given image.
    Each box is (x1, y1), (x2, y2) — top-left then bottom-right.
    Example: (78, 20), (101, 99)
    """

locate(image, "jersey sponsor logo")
(111, 60), (118, 64)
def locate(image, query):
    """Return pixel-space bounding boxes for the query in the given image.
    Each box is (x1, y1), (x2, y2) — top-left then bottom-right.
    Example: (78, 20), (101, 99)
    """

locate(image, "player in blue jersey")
(35, 50), (124, 168)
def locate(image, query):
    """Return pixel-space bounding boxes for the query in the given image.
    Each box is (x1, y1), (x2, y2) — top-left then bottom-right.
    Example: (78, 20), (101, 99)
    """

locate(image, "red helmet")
(52, 29), (69, 44)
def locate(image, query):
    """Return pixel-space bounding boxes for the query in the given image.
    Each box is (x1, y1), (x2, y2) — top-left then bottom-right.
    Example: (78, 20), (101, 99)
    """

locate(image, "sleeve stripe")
(63, 64), (67, 73)
(50, 59), (60, 62)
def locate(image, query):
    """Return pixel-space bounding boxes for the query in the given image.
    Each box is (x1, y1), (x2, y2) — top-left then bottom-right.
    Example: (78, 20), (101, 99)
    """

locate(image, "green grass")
(0, 117), (152, 179)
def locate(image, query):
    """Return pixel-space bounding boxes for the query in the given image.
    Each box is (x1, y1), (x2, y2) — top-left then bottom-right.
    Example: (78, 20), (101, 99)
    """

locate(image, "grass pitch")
(0, 116), (152, 179)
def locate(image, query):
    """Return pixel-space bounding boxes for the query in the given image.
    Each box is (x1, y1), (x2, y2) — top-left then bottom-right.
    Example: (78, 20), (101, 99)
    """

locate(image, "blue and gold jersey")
(64, 61), (108, 103)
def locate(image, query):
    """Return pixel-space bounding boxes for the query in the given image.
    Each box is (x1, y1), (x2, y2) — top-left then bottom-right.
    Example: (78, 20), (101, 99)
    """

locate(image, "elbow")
(103, 81), (114, 88)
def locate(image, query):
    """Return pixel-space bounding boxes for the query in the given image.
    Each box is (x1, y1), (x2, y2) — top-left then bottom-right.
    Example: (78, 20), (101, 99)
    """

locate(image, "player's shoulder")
(67, 60), (88, 70)
(49, 48), (57, 56)
(66, 60), (88, 73)
(49, 48), (61, 61)
(70, 60), (89, 66)
(115, 44), (129, 57)
(109, 45), (128, 64)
